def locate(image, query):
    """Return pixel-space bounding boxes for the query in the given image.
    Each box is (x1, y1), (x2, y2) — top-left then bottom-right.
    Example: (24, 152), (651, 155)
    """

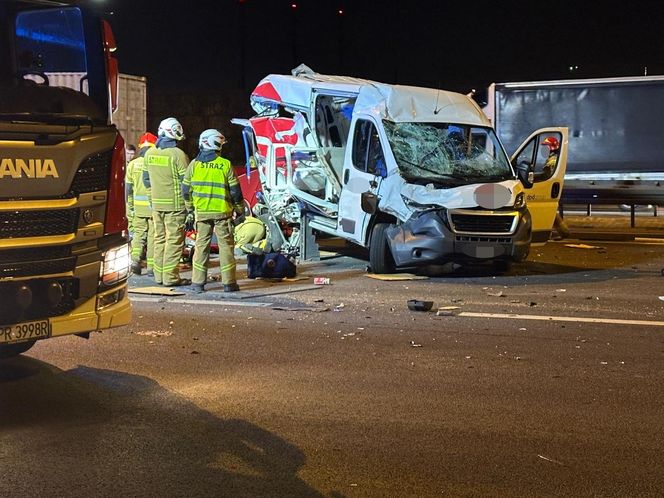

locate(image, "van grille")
(450, 214), (516, 234)
(0, 209), (79, 238)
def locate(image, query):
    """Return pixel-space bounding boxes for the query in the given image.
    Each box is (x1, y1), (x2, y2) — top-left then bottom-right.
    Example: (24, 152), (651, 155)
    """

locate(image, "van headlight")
(100, 243), (131, 286)
(513, 192), (525, 209)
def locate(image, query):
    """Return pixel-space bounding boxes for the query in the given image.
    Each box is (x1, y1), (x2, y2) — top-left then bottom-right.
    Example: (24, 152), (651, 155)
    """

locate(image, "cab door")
(337, 118), (387, 244)
(511, 127), (569, 244)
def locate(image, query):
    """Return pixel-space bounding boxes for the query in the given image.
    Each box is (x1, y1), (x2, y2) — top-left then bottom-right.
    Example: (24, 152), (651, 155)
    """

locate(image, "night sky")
(106, 0), (664, 97)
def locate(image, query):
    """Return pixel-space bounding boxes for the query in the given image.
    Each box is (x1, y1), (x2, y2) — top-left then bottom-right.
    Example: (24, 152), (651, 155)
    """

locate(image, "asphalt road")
(1, 239), (664, 497)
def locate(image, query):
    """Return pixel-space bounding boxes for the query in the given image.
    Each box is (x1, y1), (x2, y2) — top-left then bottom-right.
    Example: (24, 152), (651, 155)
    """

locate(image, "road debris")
(135, 330), (173, 338)
(537, 454), (563, 465)
(410, 340), (422, 347)
(129, 286), (186, 296)
(314, 277), (331, 285)
(407, 300), (434, 311)
(365, 273), (429, 281)
(487, 290), (505, 297)
(565, 243), (604, 250)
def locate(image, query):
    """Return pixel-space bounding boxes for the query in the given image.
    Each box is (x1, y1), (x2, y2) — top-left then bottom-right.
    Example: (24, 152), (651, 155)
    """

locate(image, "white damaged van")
(233, 65), (568, 273)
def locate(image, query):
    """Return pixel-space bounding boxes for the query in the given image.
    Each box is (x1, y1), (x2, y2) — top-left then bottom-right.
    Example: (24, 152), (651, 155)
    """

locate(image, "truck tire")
(0, 340), (36, 360)
(369, 223), (396, 274)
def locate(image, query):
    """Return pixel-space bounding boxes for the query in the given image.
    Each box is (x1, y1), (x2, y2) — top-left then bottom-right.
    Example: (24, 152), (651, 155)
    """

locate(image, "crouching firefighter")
(182, 129), (245, 293)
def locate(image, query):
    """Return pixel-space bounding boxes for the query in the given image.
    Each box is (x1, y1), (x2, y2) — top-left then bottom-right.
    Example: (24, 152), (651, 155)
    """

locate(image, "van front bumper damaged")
(386, 209), (531, 267)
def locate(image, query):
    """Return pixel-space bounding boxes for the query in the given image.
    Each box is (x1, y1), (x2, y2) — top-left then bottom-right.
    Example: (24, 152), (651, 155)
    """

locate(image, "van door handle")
(344, 169), (349, 184)
(551, 182), (560, 199)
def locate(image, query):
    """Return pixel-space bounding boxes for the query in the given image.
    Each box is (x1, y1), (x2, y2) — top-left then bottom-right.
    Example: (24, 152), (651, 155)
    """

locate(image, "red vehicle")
(0, 1), (131, 358)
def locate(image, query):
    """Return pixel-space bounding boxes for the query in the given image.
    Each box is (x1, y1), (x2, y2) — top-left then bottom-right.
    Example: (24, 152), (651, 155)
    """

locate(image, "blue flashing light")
(16, 27), (86, 51)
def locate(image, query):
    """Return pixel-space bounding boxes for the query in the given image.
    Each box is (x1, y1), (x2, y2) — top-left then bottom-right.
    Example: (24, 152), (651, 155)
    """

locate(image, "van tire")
(369, 223), (396, 274)
(0, 340), (36, 360)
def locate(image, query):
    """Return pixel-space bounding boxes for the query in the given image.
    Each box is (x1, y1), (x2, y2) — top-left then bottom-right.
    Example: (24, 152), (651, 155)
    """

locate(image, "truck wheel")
(0, 340), (36, 360)
(369, 223), (396, 274)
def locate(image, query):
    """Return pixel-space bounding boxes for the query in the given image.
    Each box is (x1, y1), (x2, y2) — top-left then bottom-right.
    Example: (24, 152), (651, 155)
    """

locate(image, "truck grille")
(0, 209), (79, 238)
(0, 245), (75, 278)
(69, 150), (112, 195)
(0, 277), (78, 325)
(450, 214), (516, 234)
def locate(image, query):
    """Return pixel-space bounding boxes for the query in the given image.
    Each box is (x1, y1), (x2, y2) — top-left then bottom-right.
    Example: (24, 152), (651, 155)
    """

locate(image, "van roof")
(251, 69), (491, 127)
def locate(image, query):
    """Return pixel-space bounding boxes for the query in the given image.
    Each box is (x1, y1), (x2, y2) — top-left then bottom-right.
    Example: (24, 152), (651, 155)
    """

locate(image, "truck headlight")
(100, 243), (131, 286)
(514, 192), (525, 209)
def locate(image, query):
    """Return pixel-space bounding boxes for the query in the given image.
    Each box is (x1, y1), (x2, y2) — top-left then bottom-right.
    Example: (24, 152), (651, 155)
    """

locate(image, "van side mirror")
(361, 191), (378, 214)
(515, 160), (534, 188)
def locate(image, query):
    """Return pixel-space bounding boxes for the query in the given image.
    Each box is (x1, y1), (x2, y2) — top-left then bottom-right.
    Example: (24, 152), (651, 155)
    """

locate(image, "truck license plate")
(0, 320), (51, 344)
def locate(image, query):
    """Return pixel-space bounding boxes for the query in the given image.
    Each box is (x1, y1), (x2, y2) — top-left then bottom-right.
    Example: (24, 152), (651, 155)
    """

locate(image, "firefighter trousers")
(192, 218), (236, 286)
(131, 215), (154, 270)
(152, 210), (186, 285)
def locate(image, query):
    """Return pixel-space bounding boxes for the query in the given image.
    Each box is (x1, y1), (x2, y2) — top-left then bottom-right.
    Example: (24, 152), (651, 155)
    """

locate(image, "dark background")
(102, 0), (664, 160)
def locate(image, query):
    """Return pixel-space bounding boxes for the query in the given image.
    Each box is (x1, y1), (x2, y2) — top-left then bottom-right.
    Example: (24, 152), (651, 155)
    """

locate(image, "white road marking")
(130, 296), (273, 307)
(459, 312), (664, 327)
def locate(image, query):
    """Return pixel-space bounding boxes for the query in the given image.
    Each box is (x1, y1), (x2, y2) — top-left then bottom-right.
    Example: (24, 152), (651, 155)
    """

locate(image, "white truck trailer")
(484, 76), (664, 209)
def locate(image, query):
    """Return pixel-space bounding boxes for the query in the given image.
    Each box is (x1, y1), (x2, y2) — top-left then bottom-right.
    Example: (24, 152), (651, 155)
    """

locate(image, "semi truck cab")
(0, 1), (131, 358)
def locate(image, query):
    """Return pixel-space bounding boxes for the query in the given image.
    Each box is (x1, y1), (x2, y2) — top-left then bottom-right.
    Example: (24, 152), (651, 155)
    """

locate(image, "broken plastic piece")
(407, 300), (433, 311)
(564, 243), (603, 249)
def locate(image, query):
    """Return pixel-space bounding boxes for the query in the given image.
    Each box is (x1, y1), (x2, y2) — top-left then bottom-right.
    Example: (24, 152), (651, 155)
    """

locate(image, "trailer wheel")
(0, 340), (36, 360)
(369, 223), (396, 274)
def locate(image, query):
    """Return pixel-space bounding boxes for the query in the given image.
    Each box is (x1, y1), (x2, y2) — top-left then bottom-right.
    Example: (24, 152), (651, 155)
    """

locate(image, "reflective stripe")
(193, 262), (207, 272)
(192, 192), (227, 201)
(191, 181), (226, 188)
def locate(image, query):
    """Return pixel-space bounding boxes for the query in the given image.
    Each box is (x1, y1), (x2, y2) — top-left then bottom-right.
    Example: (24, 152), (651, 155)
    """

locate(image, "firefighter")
(540, 136), (571, 239)
(182, 129), (245, 293)
(143, 117), (191, 286)
(234, 215), (268, 255)
(126, 132), (157, 276)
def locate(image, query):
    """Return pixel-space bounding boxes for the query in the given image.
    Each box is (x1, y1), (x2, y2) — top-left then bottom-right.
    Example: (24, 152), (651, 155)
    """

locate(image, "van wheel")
(0, 341), (36, 360)
(369, 223), (396, 274)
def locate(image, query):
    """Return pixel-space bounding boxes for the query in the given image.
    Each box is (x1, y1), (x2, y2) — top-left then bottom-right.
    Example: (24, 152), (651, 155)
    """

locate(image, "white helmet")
(158, 117), (185, 141)
(198, 128), (225, 151)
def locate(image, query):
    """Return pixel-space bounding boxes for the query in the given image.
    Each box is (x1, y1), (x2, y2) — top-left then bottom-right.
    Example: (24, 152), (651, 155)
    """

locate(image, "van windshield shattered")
(383, 121), (514, 185)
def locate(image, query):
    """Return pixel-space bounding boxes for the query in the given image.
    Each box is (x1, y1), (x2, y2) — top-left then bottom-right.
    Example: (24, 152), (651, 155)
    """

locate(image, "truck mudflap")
(386, 209), (531, 267)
